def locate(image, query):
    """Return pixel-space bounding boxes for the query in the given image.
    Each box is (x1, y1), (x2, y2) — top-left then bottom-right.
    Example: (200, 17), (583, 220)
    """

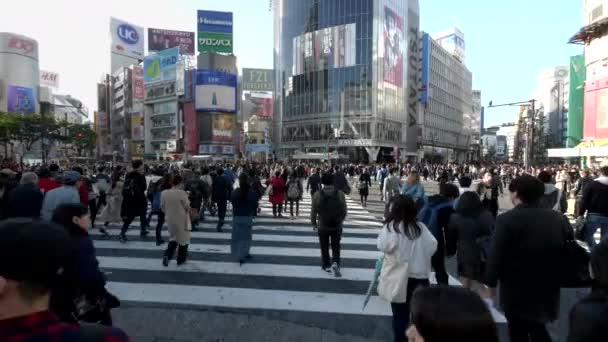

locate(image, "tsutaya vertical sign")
(405, 0), (421, 154)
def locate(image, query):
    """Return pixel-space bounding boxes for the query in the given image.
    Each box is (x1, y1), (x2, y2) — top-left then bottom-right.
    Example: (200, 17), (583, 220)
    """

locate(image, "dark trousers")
(318, 229), (341, 268)
(148, 211), (165, 242)
(88, 199), (98, 227)
(121, 214), (148, 235)
(289, 199), (299, 216)
(506, 315), (552, 342)
(431, 232), (449, 285)
(272, 203), (283, 217)
(390, 278), (430, 342)
(483, 198), (499, 218)
(216, 200), (227, 226)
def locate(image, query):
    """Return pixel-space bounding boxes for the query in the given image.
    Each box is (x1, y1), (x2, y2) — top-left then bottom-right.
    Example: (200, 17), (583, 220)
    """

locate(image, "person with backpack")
(377, 195), (437, 342)
(119, 160), (149, 243)
(306, 168), (322, 197)
(184, 169), (206, 231)
(333, 166), (351, 195)
(310, 173), (347, 277)
(199, 167), (213, 220)
(148, 174), (171, 246)
(286, 173), (303, 219)
(417, 183), (459, 285)
(538, 171), (568, 214)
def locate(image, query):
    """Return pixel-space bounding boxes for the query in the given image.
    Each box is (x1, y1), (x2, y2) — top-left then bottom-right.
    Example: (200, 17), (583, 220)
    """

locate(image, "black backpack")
(122, 176), (139, 198)
(318, 189), (345, 228)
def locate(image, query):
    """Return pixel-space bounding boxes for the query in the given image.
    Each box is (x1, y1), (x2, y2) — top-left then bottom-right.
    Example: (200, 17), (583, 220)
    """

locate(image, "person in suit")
(486, 175), (571, 342)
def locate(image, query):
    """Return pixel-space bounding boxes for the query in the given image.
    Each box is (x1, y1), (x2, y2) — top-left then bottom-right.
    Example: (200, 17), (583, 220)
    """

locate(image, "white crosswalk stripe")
(93, 190), (507, 332)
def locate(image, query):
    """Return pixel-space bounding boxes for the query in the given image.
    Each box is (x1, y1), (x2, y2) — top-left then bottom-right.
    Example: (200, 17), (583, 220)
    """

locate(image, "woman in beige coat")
(98, 171), (124, 237)
(161, 174), (191, 266)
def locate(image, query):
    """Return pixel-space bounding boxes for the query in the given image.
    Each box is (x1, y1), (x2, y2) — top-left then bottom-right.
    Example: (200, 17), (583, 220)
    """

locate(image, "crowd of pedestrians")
(0, 159), (607, 342)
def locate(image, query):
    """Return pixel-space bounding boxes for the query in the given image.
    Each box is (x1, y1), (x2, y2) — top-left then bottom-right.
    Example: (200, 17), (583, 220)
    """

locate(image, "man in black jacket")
(6, 172), (43, 219)
(486, 175), (571, 342)
(212, 167), (231, 232)
(119, 160), (148, 243)
(306, 168), (321, 197)
(573, 169), (593, 217)
(580, 166), (608, 249)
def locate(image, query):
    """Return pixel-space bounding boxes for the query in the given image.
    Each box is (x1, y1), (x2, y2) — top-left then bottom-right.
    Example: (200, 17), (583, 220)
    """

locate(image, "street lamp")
(487, 99), (538, 168)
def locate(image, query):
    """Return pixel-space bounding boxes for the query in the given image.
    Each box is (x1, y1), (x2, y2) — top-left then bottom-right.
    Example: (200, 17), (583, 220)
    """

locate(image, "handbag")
(476, 235), (493, 263)
(560, 222), (592, 288)
(377, 233), (416, 303)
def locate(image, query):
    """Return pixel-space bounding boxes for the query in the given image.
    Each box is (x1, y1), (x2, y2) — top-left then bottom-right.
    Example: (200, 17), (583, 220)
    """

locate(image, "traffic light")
(75, 132), (84, 139)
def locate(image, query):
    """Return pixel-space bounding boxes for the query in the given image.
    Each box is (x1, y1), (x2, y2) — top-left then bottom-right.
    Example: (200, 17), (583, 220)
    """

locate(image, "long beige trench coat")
(160, 187), (191, 245)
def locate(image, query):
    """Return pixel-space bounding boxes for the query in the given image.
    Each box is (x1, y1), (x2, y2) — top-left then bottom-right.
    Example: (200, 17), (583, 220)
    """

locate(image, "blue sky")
(1, 0), (584, 127)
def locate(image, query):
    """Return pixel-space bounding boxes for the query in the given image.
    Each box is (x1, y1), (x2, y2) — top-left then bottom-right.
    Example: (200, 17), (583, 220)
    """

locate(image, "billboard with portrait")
(7, 85), (35, 113)
(292, 23), (356, 76)
(195, 70), (237, 112)
(212, 113), (235, 143)
(110, 17), (144, 59)
(383, 7), (404, 86)
(148, 28), (195, 55)
(242, 92), (273, 119)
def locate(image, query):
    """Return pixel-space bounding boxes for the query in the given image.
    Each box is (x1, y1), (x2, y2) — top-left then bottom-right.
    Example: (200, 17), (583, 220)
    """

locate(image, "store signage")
(1, 34), (38, 59)
(144, 47), (179, 84)
(40, 70), (59, 88)
(242, 68), (274, 91)
(148, 28), (195, 55)
(110, 17), (144, 59)
(338, 139), (372, 146)
(145, 81), (176, 102)
(198, 32), (233, 54)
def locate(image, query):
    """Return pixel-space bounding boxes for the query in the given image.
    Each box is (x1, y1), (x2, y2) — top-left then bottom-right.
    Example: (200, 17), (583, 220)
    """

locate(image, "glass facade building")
(274, 0), (411, 162)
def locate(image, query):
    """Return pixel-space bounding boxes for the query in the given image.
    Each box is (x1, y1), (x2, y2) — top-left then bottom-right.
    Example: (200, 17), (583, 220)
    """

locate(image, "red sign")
(148, 28), (195, 55)
(183, 103), (199, 153)
(7, 36), (36, 56)
(584, 76), (608, 140)
(40, 70), (59, 88)
(132, 66), (145, 101)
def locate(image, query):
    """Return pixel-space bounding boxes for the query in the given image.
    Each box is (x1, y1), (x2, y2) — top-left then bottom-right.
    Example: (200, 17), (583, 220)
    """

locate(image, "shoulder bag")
(377, 229), (417, 303)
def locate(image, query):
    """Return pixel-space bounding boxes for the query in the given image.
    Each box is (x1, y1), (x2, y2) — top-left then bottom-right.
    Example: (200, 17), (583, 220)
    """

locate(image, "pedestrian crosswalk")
(92, 189), (506, 340)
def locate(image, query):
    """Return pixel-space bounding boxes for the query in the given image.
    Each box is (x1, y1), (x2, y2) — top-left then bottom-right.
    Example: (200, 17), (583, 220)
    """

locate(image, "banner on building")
(212, 113), (235, 143)
(110, 17), (144, 59)
(406, 0), (421, 155)
(7, 85), (35, 113)
(183, 103), (198, 153)
(242, 92), (273, 118)
(420, 33), (431, 104)
(242, 68), (274, 91)
(148, 28), (195, 55)
(568, 55), (585, 147)
(292, 23), (356, 76)
(145, 81), (176, 102)
(132, 66), (145, 100)
(0, 33), (38, 60)
(383, 7), (404, 86)
(195, 70), (237, 112)
(144, 47), (179, 84)
(40, 70), (59, 88)
(197, 10), (233, 54)
(130, 112), (144, 141)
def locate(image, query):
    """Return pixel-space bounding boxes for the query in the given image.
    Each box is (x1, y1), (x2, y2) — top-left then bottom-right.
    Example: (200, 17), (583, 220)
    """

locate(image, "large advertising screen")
(110, 17), (144, 59)
(148, 28), (195, 55)
(212, 113), (235, 143)
(383, 7), (404, 86)
(7, 85), (35, 113)
(144, 47), (179, 84)
(195, 70), (237, 112)
(292, 23), (356, 76)
(242, 92), (273, 118)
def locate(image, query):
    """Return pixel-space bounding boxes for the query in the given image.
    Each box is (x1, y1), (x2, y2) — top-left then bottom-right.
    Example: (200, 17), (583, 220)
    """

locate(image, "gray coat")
(486, 203), (571, 323)
(539, 183), (568, 213)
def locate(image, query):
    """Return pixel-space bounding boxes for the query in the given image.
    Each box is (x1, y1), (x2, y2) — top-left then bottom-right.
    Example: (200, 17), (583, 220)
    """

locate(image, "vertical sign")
(197, 10), (234, 54)
(132, 66), (145, 100)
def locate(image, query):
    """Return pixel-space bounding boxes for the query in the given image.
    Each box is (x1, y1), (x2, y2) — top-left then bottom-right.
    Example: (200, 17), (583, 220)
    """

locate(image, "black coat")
(446, 210), (494, 281)
(121, 171), (148, 217)
(212, 176), (230, 202)
(486, 203), (570, 322)
(568, 288), (608, 342)
(6, 184), (43, 218)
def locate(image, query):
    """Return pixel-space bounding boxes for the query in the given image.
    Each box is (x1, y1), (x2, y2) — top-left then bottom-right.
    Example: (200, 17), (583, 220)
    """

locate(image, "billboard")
(183, 103), (198, 153)
(110, 17), (144, 60)
(243, 92), (273, 118)
(0, 33), (38, 60)
(130, 112), (144, 141)
(143, 47), (179, 84)
(420, 33), (431, 104)
(406, 0), (421, 155)
(132, 66), (145, 100)
(584, 77), (608, 140)
(197, 10), (233, 54)
(40, 70), (59, 88)
(292, 23), (356, 75)
(7, 85), (35, 113)
(242, 68), (274, 91)
(148, 28), (195, 55)
(212, 113), (235, 143)
(567, 55), (585, 147)
(195, 70), (237, 112)
(383, 7), (404, 86)
(198, 31), (233, 54)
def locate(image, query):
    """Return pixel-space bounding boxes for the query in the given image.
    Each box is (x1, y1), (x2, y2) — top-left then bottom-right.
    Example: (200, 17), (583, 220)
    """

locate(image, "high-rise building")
(531, 66), (569, 150)
(420, 32), (473, 162)
(273, 0), (416, 162)
(433, 27), (466, 63)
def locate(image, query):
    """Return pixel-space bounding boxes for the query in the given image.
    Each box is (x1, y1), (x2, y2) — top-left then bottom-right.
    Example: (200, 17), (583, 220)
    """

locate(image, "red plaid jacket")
(0, 310), (129, 342)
